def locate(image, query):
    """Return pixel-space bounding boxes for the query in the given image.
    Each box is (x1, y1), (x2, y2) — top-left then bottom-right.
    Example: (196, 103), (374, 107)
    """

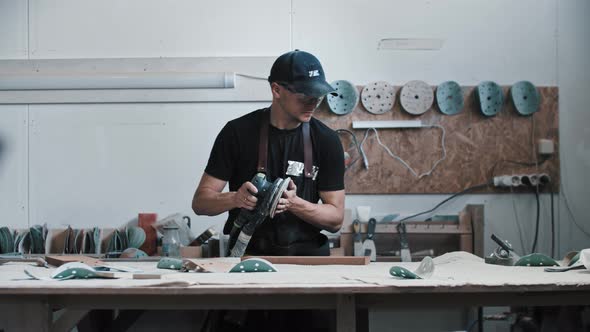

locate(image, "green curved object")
(476, 81), (504, 117)
(106, 229), (123, 253)
(93, 227), (101, 254)
(515, 253), (559, 267)
(82, 230), (94, 254)
(511, 81), (540, 116)
(29, 226), (44, 254)
(229, 258), (278, 273)
(0, 227), (12, 254)
(326, 80), (359, 116)
(121, 247), (148, 259)
(157, 257), (183, 270)
(126, 226), (146, 249)
(436, 81), (464, 115)
(568, 252), (581, 266)
(389, 266), (421, 279)
(51, 262), (99, 279)
(19, 231), (31, 254)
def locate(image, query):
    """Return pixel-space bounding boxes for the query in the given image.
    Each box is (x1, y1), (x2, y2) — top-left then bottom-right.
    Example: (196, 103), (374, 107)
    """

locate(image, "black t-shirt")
(204, 107), (344, 251)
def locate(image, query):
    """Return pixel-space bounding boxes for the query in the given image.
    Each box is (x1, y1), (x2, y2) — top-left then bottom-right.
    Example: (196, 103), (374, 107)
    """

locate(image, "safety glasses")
(277, 82), (324, 108)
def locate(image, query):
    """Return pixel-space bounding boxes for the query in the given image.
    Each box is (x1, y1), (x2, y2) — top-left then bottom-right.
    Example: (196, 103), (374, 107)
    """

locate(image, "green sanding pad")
(568, 252), (581, 266)
(515, 253), (559, 267)
(436, 81), (464, 115)
(476, 81), (504, 116)
(229, 258), (278, 273)
(327, 80), (359, 116)
(389, 266), (421, 279)
(157, 257), (183, 270)
(511, 81), (540, 116)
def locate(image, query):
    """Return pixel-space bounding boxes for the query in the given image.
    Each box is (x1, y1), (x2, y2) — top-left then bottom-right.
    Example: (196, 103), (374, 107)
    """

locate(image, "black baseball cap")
(268, 50), (336, 98)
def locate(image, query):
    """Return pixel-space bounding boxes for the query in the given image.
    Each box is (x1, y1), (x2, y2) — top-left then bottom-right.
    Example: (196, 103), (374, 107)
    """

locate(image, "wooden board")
(45, 255), (104, 267)
(182, 259), (235, 273)
(314, 86), (559, 194)
(242, 256), (370, 265)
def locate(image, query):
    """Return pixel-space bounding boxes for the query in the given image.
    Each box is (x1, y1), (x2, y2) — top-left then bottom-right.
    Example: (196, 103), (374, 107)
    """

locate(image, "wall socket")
(493, 173), (550, 187)
(538, 139), (554, 155)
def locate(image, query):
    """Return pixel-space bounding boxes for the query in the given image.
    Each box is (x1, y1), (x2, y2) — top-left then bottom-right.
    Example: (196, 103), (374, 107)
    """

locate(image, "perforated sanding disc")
(476, 81), (504, 117)
(511, 81), (540, 116)
(436, 81), (464, 115)
(361, 81), (396, 114)
(400, 80), (433, 115)
(326, 80), (359, 116)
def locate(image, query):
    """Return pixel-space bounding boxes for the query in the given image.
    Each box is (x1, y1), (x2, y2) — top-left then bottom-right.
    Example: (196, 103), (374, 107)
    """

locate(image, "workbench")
(0, 252), (588, 332)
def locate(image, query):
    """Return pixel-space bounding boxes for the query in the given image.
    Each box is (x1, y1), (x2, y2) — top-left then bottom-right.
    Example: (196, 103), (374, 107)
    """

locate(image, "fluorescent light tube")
(352, 120), (423, 129)
(378, 38), (444, 50)
(0, 72), (235, 90)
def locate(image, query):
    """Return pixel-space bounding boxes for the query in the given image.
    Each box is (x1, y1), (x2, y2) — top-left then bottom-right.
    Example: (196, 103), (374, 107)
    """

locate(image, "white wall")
(0, 0), (588, 259)
(556, 0), (590, 255)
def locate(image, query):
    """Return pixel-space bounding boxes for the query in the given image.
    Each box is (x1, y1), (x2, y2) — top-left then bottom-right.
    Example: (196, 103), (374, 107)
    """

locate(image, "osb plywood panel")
(314, 86), (559, 194)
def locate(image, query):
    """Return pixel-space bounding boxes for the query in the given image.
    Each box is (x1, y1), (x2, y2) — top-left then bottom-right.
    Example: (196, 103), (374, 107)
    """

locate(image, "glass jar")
(161, 224), (181, 257)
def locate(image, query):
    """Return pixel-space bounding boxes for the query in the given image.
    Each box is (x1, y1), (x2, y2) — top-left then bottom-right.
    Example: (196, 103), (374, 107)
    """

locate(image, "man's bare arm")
(192, 172), (258, 216)
(278, 180), (345, 233)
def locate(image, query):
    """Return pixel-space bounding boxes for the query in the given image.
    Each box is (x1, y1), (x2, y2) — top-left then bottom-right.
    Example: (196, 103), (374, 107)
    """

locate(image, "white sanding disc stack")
(400, 80), (434, 115)
(361, 81), (396, 114)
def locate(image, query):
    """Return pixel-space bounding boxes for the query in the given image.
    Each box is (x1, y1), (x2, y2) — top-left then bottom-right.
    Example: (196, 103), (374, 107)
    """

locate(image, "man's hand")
(274, 178), (297, 215)
(272, 178), (345, 232)
(234, 181), (258, 210)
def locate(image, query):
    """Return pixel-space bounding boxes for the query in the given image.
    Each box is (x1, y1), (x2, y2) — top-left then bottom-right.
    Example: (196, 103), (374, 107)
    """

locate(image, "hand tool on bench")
(397, 222), (412, 262)
(352, 219), (363, 256)
(361, 218), (377, 261)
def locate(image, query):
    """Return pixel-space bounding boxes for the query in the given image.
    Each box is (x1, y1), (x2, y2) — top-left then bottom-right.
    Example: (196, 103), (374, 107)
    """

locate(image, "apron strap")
(302, 121), (313, 179)
(257, 110), (269, 173)
(257, 108), (313, 178)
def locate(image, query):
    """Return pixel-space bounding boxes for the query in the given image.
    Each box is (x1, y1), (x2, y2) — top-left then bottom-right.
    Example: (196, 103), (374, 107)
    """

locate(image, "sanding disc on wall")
(476, 81), (504, 117)
(510, 81), (540, 116)
(326, 80), (359, 116)
(436, 81), (464, 115)
(400, 80), (433, 115)
(361, 81), (396, 114)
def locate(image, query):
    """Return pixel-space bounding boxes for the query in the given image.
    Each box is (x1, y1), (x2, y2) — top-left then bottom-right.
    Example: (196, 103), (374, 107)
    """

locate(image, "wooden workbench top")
(0, 252), (588, 296)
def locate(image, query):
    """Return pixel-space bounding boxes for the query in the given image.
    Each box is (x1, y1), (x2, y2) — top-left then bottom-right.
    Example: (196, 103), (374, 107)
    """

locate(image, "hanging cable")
(335, 129), (365, 172)
(551, 191), (555, 257)
(359, 125), (446, 178)
(510, 186), (528, 254)
(235, 73), (268, 81)
(530, 189), (541, 253)
(561, 181), (590, 237)
(397, 182), (491, 223)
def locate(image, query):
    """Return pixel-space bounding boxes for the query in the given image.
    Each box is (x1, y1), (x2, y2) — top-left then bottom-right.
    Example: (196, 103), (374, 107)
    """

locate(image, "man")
(192, 50), (345, 257)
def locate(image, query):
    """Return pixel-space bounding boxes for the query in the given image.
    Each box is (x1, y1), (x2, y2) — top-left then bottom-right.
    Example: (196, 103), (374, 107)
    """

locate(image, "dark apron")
(246, 109), (329, 257)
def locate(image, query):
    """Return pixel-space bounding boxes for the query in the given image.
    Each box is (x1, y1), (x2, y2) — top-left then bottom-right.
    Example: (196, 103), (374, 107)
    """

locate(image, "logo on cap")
(308, 70), (320, 77)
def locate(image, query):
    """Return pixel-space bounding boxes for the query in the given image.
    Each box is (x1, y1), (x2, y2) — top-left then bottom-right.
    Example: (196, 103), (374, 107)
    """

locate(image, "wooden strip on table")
(132, 273), (162, 280)
(242, 256), (370, 265)
(45, 255), (104, 267)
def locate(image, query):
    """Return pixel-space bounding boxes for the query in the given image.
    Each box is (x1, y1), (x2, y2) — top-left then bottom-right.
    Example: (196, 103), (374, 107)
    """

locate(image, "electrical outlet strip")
(494, 174), (550, 187)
